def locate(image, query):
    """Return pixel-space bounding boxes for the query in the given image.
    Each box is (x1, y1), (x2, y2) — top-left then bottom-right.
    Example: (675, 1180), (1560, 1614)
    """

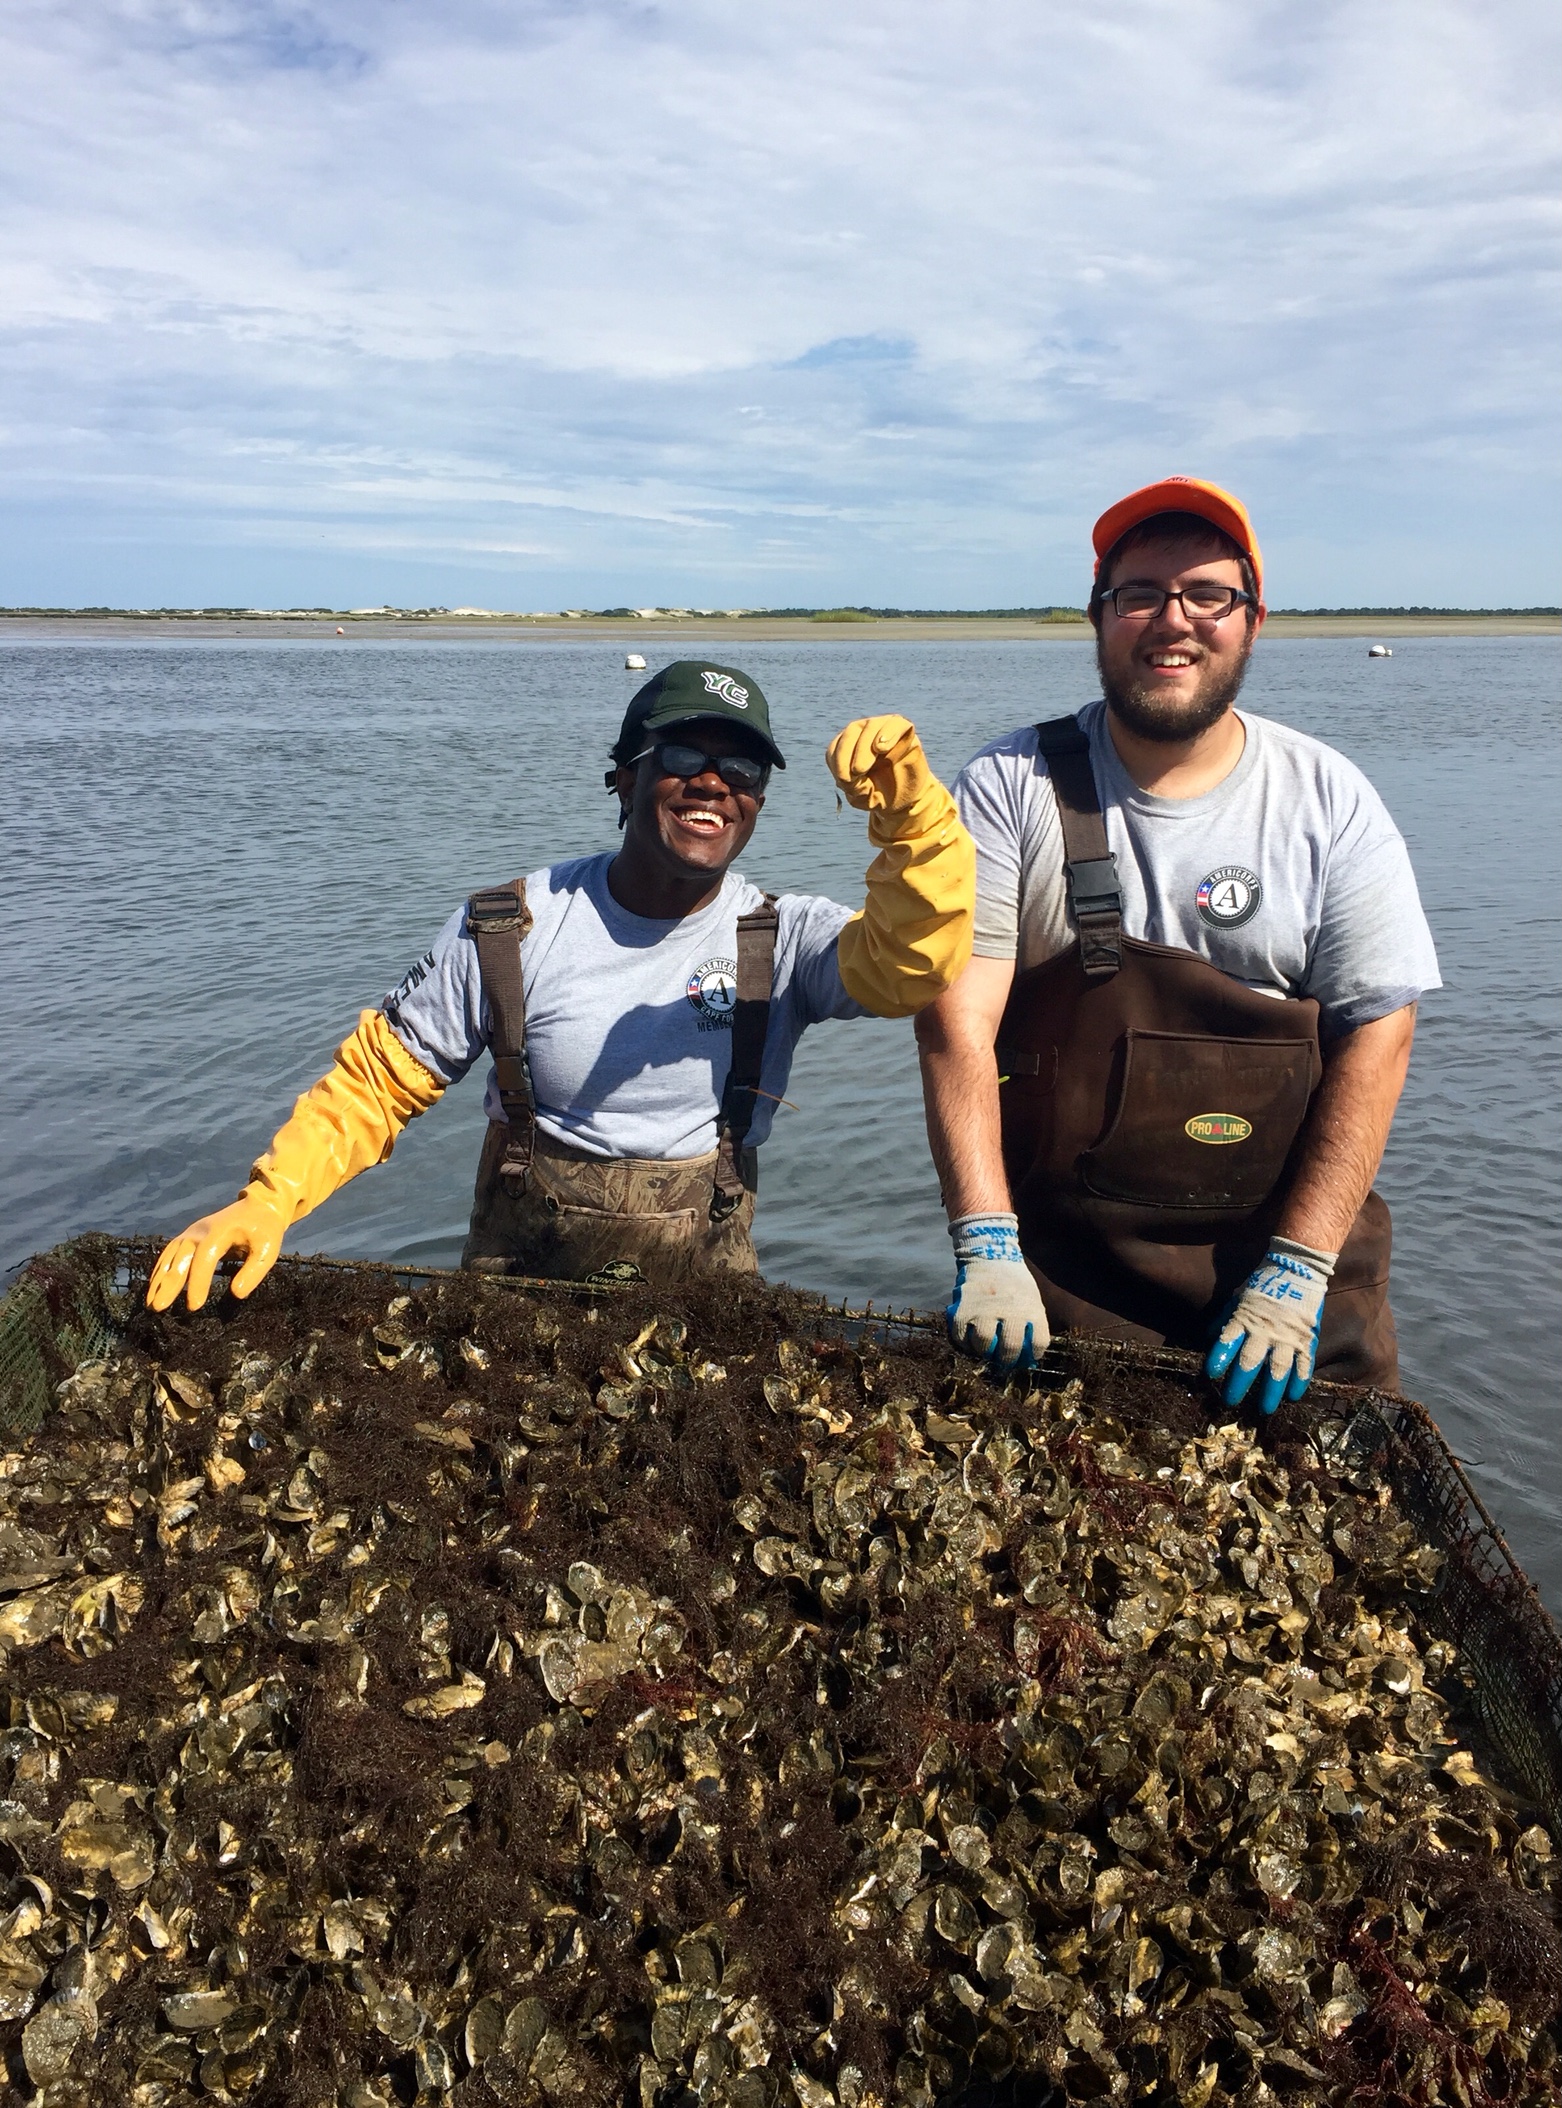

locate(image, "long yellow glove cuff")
(147, 1011), (445, 1311)
(243, 1009), (446, 1225)
(826, 716), (976, 1019)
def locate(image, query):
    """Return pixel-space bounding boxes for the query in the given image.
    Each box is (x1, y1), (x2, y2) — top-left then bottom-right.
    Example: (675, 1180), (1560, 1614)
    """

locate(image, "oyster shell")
(0, 1268), (1551, 2107)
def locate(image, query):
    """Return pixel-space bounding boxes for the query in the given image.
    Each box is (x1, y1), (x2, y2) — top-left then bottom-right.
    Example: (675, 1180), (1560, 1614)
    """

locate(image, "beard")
(1097, 630), (1254, 743)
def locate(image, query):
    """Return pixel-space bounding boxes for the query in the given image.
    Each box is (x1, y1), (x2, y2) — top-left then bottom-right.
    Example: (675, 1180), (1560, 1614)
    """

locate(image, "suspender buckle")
(1034, 719), (1124, 981)
(709, 1181), (744, 1223)
(711, 897), (779, 1222)
(492, 1051), (534, 1099)
(468, 881), (538, 1184)
(466, 887), (530, 936)
(1065, 855), (1122, 918)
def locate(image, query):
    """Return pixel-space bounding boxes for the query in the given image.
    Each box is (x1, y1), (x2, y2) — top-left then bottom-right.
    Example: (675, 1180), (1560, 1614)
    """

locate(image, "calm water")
(2, 635), (1557, 1610)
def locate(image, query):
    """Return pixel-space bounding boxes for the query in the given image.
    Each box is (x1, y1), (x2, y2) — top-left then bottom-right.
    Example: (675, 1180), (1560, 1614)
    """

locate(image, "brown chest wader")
(996, 717), (1398, 1387)
(458, 880), (778, 1286)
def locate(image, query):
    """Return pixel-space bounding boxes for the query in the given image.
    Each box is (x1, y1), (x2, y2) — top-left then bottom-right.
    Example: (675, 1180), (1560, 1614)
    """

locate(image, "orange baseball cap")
(1092, 477), (1263, 600)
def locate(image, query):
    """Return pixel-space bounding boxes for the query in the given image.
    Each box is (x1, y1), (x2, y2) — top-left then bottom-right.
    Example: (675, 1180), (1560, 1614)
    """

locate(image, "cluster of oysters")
(0, 1265), (1557, 2108)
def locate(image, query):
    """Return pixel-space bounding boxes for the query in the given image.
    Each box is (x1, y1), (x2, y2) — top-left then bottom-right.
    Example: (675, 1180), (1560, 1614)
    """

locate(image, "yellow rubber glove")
(827, 715), (975, 1019)
(146, 1010), (445, 1311)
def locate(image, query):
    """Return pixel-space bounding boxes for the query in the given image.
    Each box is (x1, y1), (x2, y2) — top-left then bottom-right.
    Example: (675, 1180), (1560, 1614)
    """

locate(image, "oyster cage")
(2, 1230), (1559, 1842)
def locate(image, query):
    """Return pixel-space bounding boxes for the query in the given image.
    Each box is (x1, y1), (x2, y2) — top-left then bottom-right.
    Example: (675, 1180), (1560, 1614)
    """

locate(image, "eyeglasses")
(1097, 582), (1256, 622)
(626, 742), (770, 792)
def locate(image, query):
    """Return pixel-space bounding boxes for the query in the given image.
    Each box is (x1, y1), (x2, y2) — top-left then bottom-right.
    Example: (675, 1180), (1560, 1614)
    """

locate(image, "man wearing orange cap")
(916, 478), (1440, 1410)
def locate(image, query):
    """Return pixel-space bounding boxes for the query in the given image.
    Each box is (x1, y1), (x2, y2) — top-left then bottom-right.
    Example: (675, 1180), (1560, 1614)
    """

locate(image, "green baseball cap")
(615, 660), (786, 769)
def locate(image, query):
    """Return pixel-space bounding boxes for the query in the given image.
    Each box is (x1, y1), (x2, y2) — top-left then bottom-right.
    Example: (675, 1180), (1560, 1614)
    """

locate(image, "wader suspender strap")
(711, 897), (780, 1221)
(466, 881), (537, 1186)
(1034, 715), (1123, 979)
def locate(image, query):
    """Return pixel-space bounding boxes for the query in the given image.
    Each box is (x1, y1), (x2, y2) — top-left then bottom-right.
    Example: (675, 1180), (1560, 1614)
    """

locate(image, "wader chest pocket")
(1080, 1031), (1315, 1209)
(549, 1205), (699, 1260)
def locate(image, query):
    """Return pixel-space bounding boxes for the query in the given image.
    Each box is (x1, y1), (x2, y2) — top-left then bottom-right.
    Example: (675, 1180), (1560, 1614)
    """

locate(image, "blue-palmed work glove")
(1205, 1237), (1337, 1416)
(947, 1213), (1050, 1374)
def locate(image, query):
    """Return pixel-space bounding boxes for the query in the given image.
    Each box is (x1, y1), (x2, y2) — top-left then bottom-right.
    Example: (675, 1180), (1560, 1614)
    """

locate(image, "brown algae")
(0, 1266), (1557, 2106)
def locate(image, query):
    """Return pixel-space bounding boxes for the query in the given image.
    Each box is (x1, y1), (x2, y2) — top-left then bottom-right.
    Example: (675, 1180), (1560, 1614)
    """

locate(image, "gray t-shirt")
(380, 853), (864, 1159)
(956, 702), (1440, 1034)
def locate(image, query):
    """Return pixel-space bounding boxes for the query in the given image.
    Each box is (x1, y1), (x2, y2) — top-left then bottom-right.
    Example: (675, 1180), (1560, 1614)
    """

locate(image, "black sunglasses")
(610, 742), (770, 793)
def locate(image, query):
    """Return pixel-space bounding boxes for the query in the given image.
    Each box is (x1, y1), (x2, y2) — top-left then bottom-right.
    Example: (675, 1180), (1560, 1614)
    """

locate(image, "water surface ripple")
(2, 635), (1556, 1610)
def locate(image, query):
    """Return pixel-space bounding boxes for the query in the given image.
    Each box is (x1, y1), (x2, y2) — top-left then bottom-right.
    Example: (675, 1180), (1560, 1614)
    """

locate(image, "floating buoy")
(625, 653), (646, 670)
(1368, 644), (1391, 657)
(335, 626), (345, 636)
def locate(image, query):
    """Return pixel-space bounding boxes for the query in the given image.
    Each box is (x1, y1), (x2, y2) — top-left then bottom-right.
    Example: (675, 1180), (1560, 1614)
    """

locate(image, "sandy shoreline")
(1, 613), (1556, 643)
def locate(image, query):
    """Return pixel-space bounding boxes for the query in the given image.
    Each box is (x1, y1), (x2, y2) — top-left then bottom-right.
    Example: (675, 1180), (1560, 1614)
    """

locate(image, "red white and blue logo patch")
(686, 959), (737, 1030)
(1196, 865), (1263, 928)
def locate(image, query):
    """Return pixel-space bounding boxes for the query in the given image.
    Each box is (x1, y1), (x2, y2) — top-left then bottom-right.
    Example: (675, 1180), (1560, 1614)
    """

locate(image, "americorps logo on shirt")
(687, 958), (737, 1031)
(1196, 865), (1263, 929)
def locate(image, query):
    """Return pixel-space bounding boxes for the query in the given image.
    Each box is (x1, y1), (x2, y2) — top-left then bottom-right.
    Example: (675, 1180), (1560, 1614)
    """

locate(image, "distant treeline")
(772, 606), (1087, 621)
(3, 603), (1558, 620)
(0, 605), (453, 618)
(575, 605), (1093, 621)
(597, 604), (1560, 620)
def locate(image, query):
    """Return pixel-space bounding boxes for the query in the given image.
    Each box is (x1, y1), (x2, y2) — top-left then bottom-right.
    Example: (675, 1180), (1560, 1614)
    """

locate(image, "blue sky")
(2, 0), (1557, 609)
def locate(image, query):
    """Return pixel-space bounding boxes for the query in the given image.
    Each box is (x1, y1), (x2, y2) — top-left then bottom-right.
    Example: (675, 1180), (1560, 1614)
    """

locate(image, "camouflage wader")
(462, 1122), (758, 1283)
(456, 877), (776, 1286)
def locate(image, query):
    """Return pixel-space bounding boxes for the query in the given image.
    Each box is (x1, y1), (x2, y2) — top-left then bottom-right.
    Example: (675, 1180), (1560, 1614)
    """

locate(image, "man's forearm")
(914, 978), (1014, 1218)
(917, 960), (1050, 1369)
(1275, 1005), (1417, 1253)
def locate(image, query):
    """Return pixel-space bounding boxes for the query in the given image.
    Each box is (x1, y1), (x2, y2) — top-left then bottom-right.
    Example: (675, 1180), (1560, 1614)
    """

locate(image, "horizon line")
(3, 604), (1559, 621)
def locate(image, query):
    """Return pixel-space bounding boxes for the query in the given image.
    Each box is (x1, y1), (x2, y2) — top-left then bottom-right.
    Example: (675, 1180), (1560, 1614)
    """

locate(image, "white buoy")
(625, 653), (647, 670)
(335, 626), (345, 636)
(1367, 644), (1392, 657)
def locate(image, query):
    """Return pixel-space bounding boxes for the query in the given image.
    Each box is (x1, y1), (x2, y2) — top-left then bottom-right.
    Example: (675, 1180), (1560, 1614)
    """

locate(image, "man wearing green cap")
(148, 663), (974, 1305)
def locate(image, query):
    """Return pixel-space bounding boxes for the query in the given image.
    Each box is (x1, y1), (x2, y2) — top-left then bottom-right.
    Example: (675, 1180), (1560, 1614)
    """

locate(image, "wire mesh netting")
(0, 1232), (130, 1439)
(3, 1231), (1559, 1841)
(1329, 1392), (1562, 1839)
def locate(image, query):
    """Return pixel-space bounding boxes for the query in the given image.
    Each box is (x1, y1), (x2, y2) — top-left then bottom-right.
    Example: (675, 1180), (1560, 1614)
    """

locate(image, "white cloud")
(0, 0), (1556, 605)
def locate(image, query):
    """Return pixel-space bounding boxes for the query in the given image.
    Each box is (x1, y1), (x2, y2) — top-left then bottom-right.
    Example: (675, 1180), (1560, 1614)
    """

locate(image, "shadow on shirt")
(559, 997), (739, 1123)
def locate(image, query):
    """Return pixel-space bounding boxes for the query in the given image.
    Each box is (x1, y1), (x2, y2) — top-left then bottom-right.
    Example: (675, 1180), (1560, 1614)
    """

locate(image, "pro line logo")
(1185, 1112), (1253, 1145)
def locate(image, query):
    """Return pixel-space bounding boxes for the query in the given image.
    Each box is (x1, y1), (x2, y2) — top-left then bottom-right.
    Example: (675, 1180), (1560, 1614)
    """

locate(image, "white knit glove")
(1206, 1237), (1336, 1414)
(946, 1213), (1050, 1373)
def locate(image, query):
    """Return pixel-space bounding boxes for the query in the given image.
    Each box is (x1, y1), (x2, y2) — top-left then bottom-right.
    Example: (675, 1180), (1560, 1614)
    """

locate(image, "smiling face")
(614, 717), (768, 889)
(1094, 534), (1262, 743)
